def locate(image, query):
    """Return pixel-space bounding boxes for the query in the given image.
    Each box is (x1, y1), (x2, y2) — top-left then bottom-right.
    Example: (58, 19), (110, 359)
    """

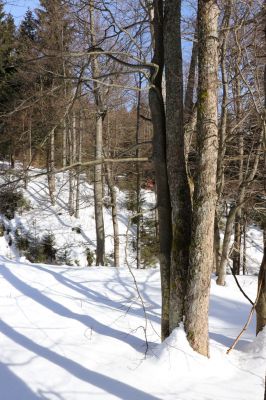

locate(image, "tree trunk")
(185, 0), (219, 357)
(63, 119), (67, 168)
(106, 163), (120, 268)
(214, 213), (221, 274)
(149, 0), (172, 340)
(184, 32), (197, 166)
(135, 76), (142, 269)
(68, 113), (76, 216)
(216, 0), (231, 198)
(90, 0), (105, 265)
(47, 128), (56, 206)
(75, 112), (82, 218)
(94, 113), (105, 265)
(164, 0), (192, 332)
(256, 224), (266, 335)
(242, 213), (247, 275)
(232, 211), (242, 275)
(232, 56), (243, 275)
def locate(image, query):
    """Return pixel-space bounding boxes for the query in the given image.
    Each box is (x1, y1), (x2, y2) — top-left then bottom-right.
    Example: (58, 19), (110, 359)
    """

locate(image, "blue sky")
(4, 0), (39, 23)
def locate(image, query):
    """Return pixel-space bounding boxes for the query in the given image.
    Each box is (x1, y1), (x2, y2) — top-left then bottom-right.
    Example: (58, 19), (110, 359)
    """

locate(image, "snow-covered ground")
(0, 168), (265, 399)
(0, 261), (265, 400)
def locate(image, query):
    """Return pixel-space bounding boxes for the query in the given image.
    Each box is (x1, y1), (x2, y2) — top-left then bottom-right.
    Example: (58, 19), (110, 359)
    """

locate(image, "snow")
(0, 168), (265, 399)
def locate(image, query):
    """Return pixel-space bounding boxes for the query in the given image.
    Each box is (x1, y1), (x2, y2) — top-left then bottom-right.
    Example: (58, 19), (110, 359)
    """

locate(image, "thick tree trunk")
(185, 0), (219, 357)
(164, 0), (192, 332)
(149, 0), (172, 340)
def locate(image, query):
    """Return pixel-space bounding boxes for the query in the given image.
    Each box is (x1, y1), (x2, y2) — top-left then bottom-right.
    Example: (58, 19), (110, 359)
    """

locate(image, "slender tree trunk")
(243, 213), (247, 275)
(217, 123), (263, 285)
(75, 112), (82, 218)
(68, 113), (75, 216)
(135, 76), (142, 269)
(216, 1), (231, 199)
(164, 0), (192, 332)
(232, 61), (243, 275)
(184, 33), (198, 166)
(214, 213), (221, 273)
(149, 0), (172, 340)
(256, 224), (266, 334)
(63, 119), (67, 168)
(47, 128), (56, 206)
(232, 213), (242, 275)
(106, 163), (120, 267)
(185, 0), (219, 357)
(94, 113), (105, 265)
(90, 0), (105, 265)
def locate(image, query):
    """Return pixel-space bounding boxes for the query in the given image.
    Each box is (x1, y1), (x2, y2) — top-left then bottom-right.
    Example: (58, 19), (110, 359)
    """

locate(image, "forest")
(0, 0), (265, 399)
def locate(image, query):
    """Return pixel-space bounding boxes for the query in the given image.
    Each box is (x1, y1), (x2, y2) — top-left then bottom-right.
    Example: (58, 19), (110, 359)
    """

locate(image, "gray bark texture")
(185, 0), (219, 357)
(90, 0), (105, 265)
(164, 0), (192, 332)
(106, 164), (120, 268)
(256, 225), (266, 335)
(47, 128), (56, 206)
(149, 0), (172, 340)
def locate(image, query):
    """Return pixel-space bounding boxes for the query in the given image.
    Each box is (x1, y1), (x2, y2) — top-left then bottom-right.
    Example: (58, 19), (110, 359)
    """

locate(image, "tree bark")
(184, 32), (198, 166)
(90, 0), (105, 265)
(106, 163), (120, 268)
(164, 0), (192, 332)
(47, 128), (56, 206)
(68, 112), (76, 216)
(149, 0), (172, 340)
(75, 112), (82, 218)
(216, 0), (231, 199)
(185, 0), (219, 357)
(135, 75), (142, 269)
(256, 224), (266, 334)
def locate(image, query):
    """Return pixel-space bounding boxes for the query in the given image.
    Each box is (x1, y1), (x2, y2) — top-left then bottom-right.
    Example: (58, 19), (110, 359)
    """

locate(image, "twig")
(230, 267), (254, 306)
(125, 211), (149, 356)
(227, 278), (263, 354)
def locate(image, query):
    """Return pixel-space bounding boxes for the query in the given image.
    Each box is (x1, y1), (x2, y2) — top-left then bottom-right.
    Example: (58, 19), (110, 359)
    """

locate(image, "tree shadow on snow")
(26, 262), (161, 326)
(0, 264), (156, 354)
(209, 294), (256, 349)
(0, 361), (42, 400)
(0, 320), (162, 400)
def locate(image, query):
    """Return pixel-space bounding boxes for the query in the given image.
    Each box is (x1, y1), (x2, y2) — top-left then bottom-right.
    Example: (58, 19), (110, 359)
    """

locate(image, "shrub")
(15, 229), (57, 264)
(85, 247), (94, 266)
(42, 233), (57, 263)
(56, 248), (73, 266)
(0, 223), (5, 237)
(140, 218), (159, 268)
(0, 187), (30, 219)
